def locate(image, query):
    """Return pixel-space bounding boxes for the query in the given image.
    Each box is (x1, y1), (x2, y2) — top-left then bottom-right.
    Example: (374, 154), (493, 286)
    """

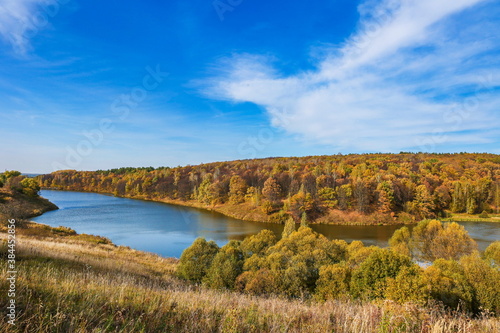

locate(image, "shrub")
(385, 265), (429, 305)
(350, 248), (413, 299)
(424, 259), (474, 311)
(346, 241), (378, 268)
(177, 238), (219, 283)
(20, 178), (41, 197)
(460, 253), (500, 314)
(388, 226), (411, 257)
(484, 241), (500, 266)
(240, 229), (276, 259)
(411, 220), (476, 261)
(204, 240), (244, 290)
(235, 269), (277, 295)
(478, 210), (490, 218)
(254, 227), (344, 297)
(315, 263), (351, 301)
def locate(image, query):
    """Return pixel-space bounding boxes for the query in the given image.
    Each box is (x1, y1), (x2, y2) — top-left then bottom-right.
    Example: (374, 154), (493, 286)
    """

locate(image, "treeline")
(38, 153), (500, 224)
(177, 219), (500, 315)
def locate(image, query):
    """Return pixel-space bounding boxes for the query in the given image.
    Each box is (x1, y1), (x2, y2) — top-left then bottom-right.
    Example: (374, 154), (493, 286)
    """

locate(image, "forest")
(37, 153), (500, 225)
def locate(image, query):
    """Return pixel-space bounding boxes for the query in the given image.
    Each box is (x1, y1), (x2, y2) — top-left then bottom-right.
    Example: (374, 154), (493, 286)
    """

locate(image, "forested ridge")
(38, 153), (500, 225)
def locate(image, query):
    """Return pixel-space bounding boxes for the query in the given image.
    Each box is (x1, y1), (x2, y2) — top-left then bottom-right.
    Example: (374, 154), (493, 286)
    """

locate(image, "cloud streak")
(0, 0), (60, 54)
(204, 0), (500, 152)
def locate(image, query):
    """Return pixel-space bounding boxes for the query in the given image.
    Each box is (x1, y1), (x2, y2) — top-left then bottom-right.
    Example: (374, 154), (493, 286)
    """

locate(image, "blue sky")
(0, 0), (499, 173)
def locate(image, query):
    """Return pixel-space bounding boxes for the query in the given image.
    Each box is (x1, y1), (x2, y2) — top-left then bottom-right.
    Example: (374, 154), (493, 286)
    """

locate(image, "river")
(33, 190), (499, 258)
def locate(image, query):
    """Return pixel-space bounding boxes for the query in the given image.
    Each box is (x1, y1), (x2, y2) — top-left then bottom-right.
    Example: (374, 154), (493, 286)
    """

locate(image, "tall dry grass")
(0, 228), (498, 333)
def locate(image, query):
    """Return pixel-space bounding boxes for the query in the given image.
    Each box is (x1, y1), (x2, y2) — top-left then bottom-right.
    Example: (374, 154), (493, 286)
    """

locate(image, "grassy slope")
(0, 188), (58, 222)
(1, 224), (499, 333)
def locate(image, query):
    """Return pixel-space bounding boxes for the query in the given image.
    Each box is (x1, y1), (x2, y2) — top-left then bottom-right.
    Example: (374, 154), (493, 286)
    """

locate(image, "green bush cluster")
(178, 220), (500, 315)
(0, 170), (40, 197)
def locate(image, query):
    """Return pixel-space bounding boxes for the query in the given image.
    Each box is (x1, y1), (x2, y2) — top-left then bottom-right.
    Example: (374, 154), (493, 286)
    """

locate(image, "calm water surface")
(33, 190), (499, 258)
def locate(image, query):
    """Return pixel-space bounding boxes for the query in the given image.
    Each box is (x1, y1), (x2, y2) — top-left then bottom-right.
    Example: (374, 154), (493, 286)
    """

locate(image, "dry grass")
(0, 227), (498, 333)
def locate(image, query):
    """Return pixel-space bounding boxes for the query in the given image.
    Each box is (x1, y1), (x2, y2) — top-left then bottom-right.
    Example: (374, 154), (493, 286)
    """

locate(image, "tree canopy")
(176, 221), (499, 315)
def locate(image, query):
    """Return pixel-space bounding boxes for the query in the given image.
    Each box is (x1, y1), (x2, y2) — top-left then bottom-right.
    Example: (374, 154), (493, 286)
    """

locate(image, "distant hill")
(22, 173), (43, 178)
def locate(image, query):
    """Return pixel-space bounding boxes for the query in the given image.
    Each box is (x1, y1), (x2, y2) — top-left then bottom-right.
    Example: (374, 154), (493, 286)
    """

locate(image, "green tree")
(385, 265), (429, 304)
(300, 212), (308, 227)
(197, 174), (214, 205)
(177, 238), (219, 283)
(388, 226), (411, 257)
(318, 187), (337, 208)
(20, 178), (41, 197)
(411, 220), (476, 262)
(204, 240), (244, 290)
(315, 263), (351, 301)
(337, 184), (352, 210)
(424, 259), (474, 311)
(351, 248), (413, 299)
(240, 229), (277, 259)
(484, 241), (500, 267)
(2, 170), (21, 179)
(460, 253), (500, 314)
(282, 217), (295, 238)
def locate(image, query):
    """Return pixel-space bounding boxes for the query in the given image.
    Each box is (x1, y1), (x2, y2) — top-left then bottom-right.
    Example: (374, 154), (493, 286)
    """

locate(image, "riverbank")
(1, 223), (498, 332)
(441, 212), (500, 223)
(42, 187), (412, 226)
(42, 187), (500, 227)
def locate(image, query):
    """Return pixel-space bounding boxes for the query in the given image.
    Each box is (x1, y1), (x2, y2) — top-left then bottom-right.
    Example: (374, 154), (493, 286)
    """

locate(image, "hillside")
(38, 153), (500, 225)
(0, 171), (58, 224)
(1, 222), (498, 332)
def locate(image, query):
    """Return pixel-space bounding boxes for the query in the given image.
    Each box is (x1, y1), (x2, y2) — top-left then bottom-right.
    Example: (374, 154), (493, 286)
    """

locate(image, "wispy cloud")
(0, 0), (59, 54)
(203, 0), (500, 152)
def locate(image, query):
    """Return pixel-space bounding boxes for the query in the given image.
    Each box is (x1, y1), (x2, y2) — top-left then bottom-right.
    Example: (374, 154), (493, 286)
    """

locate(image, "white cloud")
(204, 0), (500, 152)
(0, 0), (59, 54)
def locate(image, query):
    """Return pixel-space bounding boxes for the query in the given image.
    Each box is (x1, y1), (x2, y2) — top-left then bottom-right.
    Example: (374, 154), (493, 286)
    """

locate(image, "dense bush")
(350, 248), (413, 299)
(315, 263), (351, 301)
(177, 238), (219, 283)
(485, 241), (500, 266)
(389, 219), (477, 262)
(178, 220), (499, 315)
(424, 259), (474, 311)
(460, 253), (500, 314)
(203, 240), (244, 290)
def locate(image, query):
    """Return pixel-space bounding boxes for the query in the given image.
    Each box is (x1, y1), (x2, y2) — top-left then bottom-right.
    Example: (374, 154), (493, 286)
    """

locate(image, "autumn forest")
(38, 153), (500, 225)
